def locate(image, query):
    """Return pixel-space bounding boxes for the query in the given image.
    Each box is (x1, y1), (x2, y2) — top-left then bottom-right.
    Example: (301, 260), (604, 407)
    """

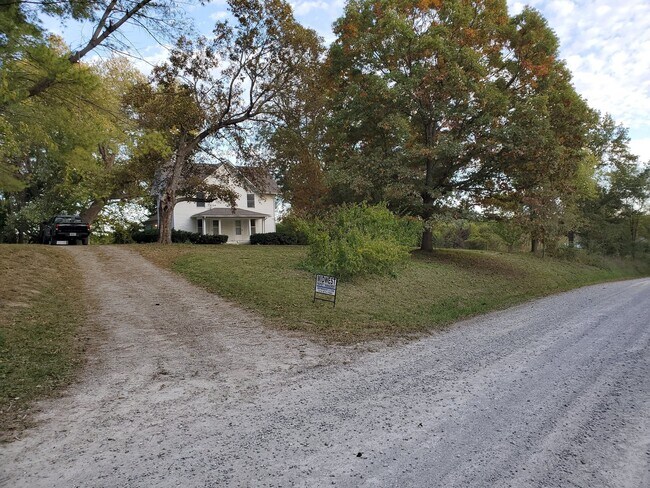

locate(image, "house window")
(213, 220), (220, 235)
(196, 192), (205, 207)
(197, 219), (203, 234)
(250, 219), (257, 235)
(235, 220), (242, 235)
(247, 194), (255, 208)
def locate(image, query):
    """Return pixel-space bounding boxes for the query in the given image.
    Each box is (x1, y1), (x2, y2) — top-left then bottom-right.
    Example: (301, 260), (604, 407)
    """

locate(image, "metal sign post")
(313, 274), (338, 307)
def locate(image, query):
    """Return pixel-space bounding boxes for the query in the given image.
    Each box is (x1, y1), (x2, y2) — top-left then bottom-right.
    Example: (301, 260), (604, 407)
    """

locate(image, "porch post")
(202, 216), (206, 235)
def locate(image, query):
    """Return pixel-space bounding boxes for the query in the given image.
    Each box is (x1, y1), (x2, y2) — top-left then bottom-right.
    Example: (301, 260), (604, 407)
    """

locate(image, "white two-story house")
(152, 162), (279, 244)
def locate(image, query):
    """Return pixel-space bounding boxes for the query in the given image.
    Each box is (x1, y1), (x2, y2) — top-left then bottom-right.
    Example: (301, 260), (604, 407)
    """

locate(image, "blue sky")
(50, 0), (650, 162)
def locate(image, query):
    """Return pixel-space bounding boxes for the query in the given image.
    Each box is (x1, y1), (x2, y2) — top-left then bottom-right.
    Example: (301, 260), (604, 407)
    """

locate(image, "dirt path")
(1, 247), (648, 487)
(1, 246), (353, 486)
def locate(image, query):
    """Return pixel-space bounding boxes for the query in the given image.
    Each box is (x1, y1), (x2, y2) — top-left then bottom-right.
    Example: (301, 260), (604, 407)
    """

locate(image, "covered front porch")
(191, 208), (270, 244)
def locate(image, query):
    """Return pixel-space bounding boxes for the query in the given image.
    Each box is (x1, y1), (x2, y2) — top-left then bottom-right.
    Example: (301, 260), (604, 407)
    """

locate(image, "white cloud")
(209, 11), (229, 21)
(548, 0), (576, 17)
(131, 45), (172, 75)
(629, 136), (650, 163)
(510, 2), (526, 15)
(290, 1), (330, 17)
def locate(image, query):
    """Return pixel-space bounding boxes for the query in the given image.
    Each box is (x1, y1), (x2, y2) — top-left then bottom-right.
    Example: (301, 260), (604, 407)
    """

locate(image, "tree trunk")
(531, 237), (538, 253)
(420, 121), (436, 252)
(158, 187), (175, 244)
(630, 213), (639, 259)
(421, 227), (433, 252)
(157, 148), (188, 244)
(567, 230), (575, 247)
(80, 199), (106, 225)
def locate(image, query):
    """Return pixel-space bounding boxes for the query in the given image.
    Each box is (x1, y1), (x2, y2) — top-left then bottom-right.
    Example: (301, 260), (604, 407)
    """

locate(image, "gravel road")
(1, 247), (648, 487)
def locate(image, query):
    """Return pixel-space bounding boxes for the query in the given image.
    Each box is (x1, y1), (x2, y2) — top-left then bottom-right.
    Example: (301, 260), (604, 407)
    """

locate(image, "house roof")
(191, 208), (270, 219)
(193, 162), (280, 195)
(238, 166), (280, 195)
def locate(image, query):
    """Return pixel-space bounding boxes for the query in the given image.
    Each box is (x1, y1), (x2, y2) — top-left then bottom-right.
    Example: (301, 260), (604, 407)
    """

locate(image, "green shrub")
(301, 203), (422, 279)
(170, 229), (193, 243)
(276, 217), (309, 245)
(250, 233), (278, 245)
(132, 229), (159, 243)
(190, 233), (228, 244)
(250, 231), (307, 245)
(132, 229), (228, 244)
(431, 220), (510, 252)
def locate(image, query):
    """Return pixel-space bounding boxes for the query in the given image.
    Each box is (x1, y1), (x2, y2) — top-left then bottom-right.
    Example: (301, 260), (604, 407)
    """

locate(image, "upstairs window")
(196, 192), (205, 207)
(247, 194), (255, 208)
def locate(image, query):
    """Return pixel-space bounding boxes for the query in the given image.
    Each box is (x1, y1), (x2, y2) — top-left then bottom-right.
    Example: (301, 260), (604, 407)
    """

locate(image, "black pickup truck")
(39, 215), (91, 245)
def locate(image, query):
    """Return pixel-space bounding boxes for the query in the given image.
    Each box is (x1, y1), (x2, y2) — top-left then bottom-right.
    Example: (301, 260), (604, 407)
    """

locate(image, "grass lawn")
(134, 244), (649, 342)
(0, 245), (87, 442)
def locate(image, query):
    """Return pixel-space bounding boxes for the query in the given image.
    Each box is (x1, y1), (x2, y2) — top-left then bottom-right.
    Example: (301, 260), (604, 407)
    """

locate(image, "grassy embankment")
(0, 246), (87, 442)
(135, 244), (649, 342)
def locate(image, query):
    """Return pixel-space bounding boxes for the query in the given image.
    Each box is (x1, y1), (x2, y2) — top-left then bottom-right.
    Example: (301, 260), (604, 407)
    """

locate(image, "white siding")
(174, 200), (201, 232)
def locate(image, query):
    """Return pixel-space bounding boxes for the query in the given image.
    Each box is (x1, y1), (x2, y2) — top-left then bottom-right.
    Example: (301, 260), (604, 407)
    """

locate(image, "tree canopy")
(1, 0), (647, 257)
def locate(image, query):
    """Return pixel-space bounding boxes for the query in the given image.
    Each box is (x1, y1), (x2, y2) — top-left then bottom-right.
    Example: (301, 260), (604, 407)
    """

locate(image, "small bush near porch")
(132, 229), (228, 244)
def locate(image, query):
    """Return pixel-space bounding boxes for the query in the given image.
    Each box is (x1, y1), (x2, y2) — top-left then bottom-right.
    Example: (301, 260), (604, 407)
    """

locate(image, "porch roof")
(191, 208), (269, 219)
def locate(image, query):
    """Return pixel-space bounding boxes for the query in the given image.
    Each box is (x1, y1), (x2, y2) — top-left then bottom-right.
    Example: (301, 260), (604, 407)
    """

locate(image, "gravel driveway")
(1, 247), (648, 487)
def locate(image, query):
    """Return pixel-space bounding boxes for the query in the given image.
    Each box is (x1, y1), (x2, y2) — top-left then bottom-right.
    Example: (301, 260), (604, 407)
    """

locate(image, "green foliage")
(492, 221), (528, 252)
(131, 229), (228, 244)
(132, 229), (160, 243)
(0, 54), (144, 242)
(250, 232), (307, 245)
(275, 216), (309, 244)
(577, 116), (650, 258)
(430, 219), (518, 252)
(325, 1), (585, 251)
(181, 232), (228, 245)
(301, 203), (422, 279)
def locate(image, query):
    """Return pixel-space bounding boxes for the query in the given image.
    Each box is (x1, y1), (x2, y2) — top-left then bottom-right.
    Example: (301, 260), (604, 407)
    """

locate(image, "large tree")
(128, 0), (321, 243)
(262, 51), (330, 216)
(578, 115), (650, 257)
(0, 0), (185, 108)
(0, 54), (142, 242)
(482, 47), (596, 253)
(0, 0), (188, 193)
(325, 0), (581, 251)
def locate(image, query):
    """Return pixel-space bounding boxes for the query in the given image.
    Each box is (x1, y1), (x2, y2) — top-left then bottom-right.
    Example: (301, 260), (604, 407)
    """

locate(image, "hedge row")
(250, 231), (308, 245)
(132, 229), (228, 244)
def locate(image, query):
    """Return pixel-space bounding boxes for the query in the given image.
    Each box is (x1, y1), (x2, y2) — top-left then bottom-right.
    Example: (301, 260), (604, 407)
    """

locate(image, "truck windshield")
(54, 217), (81, 224)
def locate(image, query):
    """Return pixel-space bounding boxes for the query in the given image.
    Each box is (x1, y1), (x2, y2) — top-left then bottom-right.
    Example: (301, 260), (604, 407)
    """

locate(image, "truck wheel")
(82, 238), (89, 245)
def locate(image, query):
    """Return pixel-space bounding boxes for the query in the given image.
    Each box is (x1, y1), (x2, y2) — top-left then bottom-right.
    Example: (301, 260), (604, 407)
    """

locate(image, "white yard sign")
(314, 274), (338, 306)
